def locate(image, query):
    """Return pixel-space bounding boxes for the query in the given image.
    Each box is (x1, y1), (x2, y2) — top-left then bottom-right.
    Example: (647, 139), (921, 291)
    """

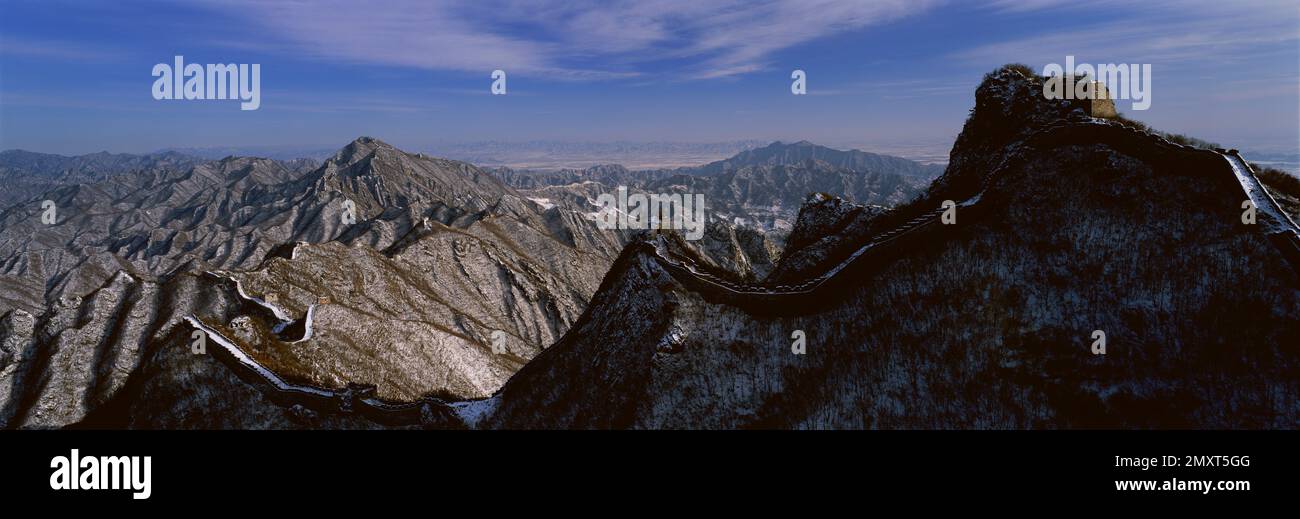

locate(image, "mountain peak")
(345, 136), (395, 152)
(330, 136), (398, 165)
(700, 139), (942, 180)
(351, 136), (386, 146)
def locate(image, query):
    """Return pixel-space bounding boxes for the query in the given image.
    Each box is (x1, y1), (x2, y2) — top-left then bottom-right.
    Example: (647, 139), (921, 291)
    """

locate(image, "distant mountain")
(0, 149), (199, 174)
(0, 149), (206, 207)
(429, 140), (770, 170)
(1242, 150), (1300, 175)
(490, 164), (679, 191)
(159, 146), (337, 162)
(653, 159), (921, 232)
(160, 140), (775, 171)
(698, 140), (944, 181)
(493, 142), (935, 234)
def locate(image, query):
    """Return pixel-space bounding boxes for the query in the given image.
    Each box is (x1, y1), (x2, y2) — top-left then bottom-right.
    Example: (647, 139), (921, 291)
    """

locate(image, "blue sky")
(0, 0), (1296, 156)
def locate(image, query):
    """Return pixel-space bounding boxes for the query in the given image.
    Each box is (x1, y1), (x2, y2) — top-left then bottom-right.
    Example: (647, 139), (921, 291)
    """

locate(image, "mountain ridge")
(0, 136), (628, 426)
(4, 67), (1297, 429)
(468, 66), (1300, 429)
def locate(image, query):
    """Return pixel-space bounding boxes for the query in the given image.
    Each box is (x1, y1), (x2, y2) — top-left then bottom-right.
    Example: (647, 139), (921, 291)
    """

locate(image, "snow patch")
(527, 197), (555, 210)
(1224, 154), (1299, 234)
(288, 304), (316, 344)
(450, 395), (500, 428)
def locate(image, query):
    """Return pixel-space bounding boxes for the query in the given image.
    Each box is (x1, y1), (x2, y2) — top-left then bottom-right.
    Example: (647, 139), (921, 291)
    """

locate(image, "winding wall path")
(181, 119), (1300, 427)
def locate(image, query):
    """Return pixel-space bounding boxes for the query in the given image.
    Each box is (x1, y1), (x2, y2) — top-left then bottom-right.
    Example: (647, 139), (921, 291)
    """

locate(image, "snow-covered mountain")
(0, 137), (627, 427)
(3, 66), (1296, 429)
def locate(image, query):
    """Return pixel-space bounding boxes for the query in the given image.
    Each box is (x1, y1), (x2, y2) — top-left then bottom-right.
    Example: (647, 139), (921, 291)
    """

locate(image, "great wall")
(182, 117), (1300, 428)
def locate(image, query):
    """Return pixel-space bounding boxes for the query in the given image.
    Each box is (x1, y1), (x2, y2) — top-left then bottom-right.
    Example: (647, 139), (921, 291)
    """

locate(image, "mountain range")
(0, 134), (934, 427)
(1, 66), (1297, 429)
(495, 141), (940, 234)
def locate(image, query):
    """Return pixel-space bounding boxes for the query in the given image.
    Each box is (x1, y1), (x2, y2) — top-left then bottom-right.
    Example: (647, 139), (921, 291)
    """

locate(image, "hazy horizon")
(0, 137), (958, 174)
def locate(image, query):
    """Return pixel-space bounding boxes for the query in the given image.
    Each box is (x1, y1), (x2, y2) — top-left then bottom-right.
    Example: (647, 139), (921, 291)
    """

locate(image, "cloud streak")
(0, 35), (127, 63)
(953, 0), (1299, 71)
(197, 0), (941, 80)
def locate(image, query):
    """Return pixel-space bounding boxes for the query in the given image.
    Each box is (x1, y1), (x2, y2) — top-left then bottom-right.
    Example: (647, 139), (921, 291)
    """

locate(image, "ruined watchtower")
(1084, 80), (1118, 118)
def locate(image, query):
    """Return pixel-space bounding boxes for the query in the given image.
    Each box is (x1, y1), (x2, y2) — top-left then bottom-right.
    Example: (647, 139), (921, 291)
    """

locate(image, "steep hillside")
(0, 137), (626, 427)
(472, 67), (1300, 429)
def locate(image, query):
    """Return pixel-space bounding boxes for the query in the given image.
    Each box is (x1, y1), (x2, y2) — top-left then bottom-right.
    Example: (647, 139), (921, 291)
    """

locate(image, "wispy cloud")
(0, 91), (150, 111)
(953, 0), (1300, 70)
(0, 35), (127, 63)
(1205, 76), (1300, 102)
(195, 0), (942, 80)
